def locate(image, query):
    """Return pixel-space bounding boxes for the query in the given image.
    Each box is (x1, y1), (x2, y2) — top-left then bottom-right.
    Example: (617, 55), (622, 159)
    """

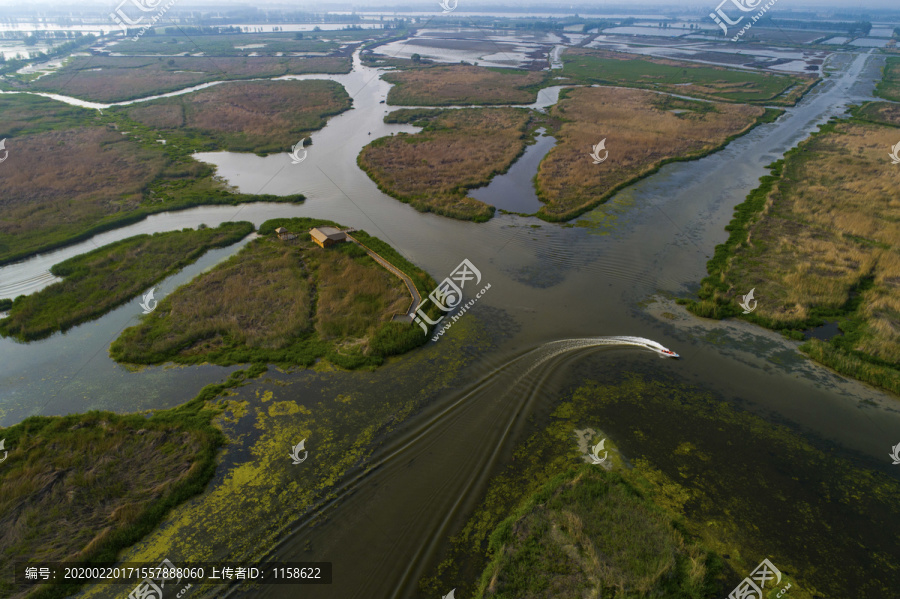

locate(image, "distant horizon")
(0, 0), (898, 12)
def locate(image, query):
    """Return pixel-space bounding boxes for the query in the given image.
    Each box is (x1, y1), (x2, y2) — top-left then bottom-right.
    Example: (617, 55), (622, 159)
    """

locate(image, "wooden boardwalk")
(345, 234), (422, 322)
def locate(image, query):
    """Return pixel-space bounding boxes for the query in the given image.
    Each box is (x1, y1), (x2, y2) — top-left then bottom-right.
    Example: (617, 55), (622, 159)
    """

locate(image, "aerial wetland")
(0, 20), (899, 599)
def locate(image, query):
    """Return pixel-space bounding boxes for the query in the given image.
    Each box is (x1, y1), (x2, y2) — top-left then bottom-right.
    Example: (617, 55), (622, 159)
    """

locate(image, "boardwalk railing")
(345, 234), (421, 322)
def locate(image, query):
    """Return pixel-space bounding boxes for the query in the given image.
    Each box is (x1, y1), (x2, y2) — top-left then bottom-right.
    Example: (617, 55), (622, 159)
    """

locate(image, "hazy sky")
(0, 0), (897, 11)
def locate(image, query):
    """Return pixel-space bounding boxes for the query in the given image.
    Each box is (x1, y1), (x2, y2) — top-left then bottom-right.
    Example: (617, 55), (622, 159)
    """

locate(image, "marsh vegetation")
(17, 55), (350, 103)
(424, 374), (898, 598)
(359, 108), (533, 221)
(0, 91), (313, 265)
(536, 87), (770, 221)
(0, 222), (253, 341)
(0, 365), (255, 599)
(560, 48), (815, 105)
(383, 64), (546, 106)
(110, 218), (429, 369)
(686, 119), (900, 395)
(122, 80), (351, 154)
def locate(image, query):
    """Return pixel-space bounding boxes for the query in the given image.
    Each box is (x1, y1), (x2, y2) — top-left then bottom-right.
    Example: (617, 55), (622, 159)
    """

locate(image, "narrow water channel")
(468, 128), (556, 214)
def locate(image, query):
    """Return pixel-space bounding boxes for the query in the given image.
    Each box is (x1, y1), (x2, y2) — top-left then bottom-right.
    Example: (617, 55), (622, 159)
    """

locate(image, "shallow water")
(804, 320), (843, 341)
(468, 128), (555, 213)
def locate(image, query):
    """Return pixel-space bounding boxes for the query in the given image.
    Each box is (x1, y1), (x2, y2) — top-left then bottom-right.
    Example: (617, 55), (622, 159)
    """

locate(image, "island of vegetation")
(0, 94), (305, 266)
(422, 375), (900, 598)
(0, 222), (253, 341)
(382, 64), (546, 106)
(110, 218), (436, 369)
(359, 87), (776, 222)
(118, 79), (351, 154)
(0, 365), (266, 599)
(559, 48), (817, 106)
(683, 104), (900, 396)
(535, 86), (777, 221)
(1, 27), (398, 103)
(358, 108), (533, 221)
(0, 67), (361, 266)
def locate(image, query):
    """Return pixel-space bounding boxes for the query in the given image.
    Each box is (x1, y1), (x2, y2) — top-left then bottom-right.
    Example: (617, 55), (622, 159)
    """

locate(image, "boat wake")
(231, 334), (680, 599)
(585, 336), (680, 358)
(525, 336), (680, 367)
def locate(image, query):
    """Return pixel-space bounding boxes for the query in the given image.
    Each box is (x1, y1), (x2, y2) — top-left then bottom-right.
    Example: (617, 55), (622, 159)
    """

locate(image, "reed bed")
(560, 48), (814, 105)
(383, 65), (545, 106)
(111, 222), (417, 368)
(688, 120), (900, 393)
(21, 55), (351, 103)
(358, 108), (532, 221)
(536, 87), (766, 221)
(124, 80), (351, 154)
(0, 127), (167, 263)
(0, 222), (253, 341)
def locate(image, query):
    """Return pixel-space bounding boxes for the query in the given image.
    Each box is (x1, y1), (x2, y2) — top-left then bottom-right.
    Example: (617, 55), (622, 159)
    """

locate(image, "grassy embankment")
(559, 48), (817, 106)
(0, 365), (265, 599)
(12, 55), (350, 103)
(0, 222), (253, 341)
(110, 218), (436, 369)
(683, 108), (900, 395)
(534, 86), (778, 221)
(874, 56), (900, 101)
(119, 79), (351, 154)
(358, 108), (533, 221)
(423, 375), (900, 598)
(382, 64), (546, 106)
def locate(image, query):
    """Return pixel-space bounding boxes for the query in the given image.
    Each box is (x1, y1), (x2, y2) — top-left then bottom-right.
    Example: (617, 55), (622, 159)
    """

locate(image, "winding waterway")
(2, 45), (898, 599)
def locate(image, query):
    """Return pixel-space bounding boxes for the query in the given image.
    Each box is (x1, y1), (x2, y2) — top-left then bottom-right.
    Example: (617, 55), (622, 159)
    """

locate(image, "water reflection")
(469, 128), (555, 214)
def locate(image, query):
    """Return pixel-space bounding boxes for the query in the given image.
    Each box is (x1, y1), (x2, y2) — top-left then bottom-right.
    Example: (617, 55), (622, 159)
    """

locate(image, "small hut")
(275, 227), (297, 241)
(309, 227), (347, 248)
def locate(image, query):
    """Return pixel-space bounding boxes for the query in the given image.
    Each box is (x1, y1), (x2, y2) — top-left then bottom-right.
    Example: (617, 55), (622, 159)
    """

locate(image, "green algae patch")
(267, 401), (308, 417)
(424, 374), (899, 598)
